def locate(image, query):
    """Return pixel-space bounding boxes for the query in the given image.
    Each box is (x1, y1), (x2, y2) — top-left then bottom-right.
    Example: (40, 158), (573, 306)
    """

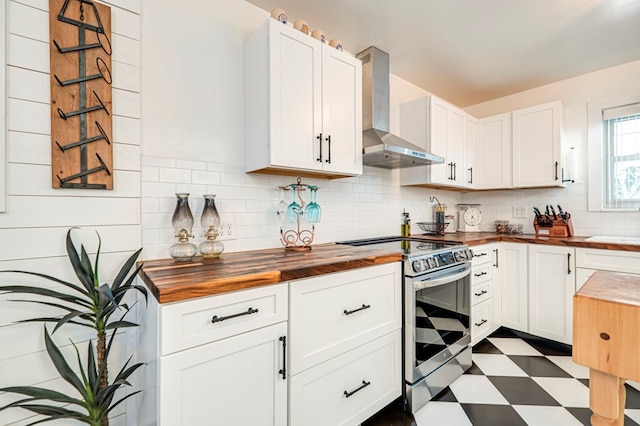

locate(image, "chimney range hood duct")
(356, 46), (444, 169)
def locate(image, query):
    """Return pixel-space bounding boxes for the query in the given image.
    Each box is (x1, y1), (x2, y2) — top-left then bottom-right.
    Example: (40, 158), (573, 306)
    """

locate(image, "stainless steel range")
(339, 237), (473, 414)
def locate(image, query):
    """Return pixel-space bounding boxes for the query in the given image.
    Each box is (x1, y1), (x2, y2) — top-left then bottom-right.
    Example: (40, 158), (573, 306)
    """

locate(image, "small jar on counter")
(495, 220), (510, 234)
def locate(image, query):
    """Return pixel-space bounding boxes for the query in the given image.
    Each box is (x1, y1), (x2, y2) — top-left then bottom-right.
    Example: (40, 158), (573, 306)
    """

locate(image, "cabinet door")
(478, 112), (512, 189)
(528, 245), (575, 344)
(269, 22), (322, 171)
(160, 322), (287, 426)
(321, 45), (362, 175)
(465, 116), (478, 188)
(428, 96), (449, 184)
(448, 106), (467, 186)
(512, 101), (562, 188)
(500, 243), (528, 333)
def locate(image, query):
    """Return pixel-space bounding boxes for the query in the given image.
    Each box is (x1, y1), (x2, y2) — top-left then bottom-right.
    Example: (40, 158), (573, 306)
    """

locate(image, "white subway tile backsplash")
(175, 183), (208, 197)
(177, 159), (208, 171)
(158, 167), (191, 184)
(141, 197), (160, 213)
(220, 172), (246, 186)
(142, 181), (176, 197)
(142, 155), (176, 168)
(192, 170), (221, 185)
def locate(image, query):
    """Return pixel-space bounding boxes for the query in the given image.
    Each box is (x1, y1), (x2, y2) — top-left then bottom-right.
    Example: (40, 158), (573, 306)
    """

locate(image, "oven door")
(405, 262), (471, 384)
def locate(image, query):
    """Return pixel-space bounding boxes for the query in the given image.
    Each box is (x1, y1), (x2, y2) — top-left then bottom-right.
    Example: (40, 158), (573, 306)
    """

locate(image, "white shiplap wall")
(0, 1), (141, 425)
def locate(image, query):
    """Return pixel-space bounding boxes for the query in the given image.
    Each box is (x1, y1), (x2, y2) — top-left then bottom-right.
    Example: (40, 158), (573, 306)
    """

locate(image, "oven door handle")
(413, 266), (471, 290)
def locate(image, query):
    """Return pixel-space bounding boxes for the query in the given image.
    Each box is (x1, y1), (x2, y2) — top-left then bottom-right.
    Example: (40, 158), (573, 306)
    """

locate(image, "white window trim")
(0, 2), (6, 213)
(587, 93), (640, 212)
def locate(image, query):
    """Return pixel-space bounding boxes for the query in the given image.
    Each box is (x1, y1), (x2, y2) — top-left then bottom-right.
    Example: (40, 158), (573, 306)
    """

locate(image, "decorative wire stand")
(277, 178), (319, 251)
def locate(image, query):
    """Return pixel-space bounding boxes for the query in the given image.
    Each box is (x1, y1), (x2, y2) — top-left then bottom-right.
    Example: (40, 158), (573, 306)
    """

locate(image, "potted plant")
(0, 228), (147, 426)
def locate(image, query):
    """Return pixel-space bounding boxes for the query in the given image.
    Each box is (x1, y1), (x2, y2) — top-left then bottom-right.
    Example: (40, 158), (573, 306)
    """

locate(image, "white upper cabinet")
(512, 101), (563, 188)
(477, 112), (512, 189)
(465, 115), (479, 188)
(244, 18), (362, 178)
(399, 95), (468, 188)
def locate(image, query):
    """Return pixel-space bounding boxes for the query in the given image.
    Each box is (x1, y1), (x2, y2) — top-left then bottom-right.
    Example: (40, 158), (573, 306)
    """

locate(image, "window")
(588, 96), (640, 211)
(603, 104), (640, 209)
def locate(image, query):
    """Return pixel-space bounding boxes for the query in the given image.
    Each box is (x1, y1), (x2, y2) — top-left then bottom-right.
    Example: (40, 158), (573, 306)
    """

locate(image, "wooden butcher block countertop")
(139, 243), (402, 304)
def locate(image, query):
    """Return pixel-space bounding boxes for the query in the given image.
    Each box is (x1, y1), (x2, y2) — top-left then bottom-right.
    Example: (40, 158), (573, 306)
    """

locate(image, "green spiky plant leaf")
(0, 228), (146, 426)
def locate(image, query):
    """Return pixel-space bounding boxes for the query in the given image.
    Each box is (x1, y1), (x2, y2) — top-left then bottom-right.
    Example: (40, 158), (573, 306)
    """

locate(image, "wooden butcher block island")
(573, 271), (640, 426)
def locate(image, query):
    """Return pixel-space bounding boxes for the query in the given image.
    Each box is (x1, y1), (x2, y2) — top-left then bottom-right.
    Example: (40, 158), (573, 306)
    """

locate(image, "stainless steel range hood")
(356, 46), (444, 169)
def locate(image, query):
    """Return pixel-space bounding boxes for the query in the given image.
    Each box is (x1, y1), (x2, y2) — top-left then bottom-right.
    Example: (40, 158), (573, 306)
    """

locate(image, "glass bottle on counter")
(401, 210), (411, 237)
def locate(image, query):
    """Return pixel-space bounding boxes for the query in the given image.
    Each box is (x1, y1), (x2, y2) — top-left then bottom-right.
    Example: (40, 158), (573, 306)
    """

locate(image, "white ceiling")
(245, 0), (640, 107)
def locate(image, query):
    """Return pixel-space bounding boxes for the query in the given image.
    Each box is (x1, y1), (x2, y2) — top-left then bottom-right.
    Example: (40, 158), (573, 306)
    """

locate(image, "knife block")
(534, 214), (574, 237)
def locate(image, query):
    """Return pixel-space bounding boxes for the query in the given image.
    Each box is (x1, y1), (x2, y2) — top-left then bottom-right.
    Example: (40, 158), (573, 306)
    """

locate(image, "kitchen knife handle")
(278, 336), (287, 380)
(325, 134), (331, 163)
(555, 161), (559, 181)
(567, 253), (572, 275)
(316, 133), (323, 162)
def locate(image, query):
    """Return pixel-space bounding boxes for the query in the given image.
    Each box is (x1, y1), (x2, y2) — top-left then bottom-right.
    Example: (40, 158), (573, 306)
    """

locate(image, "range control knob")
(412, 260), (424, 273)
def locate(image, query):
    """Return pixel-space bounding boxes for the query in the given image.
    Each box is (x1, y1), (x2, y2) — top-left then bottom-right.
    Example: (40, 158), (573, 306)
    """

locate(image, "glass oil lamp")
(199, 194), (225, 258)
(169, 193), (198, 261)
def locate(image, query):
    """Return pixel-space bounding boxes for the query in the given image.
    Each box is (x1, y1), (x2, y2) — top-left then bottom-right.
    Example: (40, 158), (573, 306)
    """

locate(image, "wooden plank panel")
(113, 115), (141, 144)
(0, 225), (141, 261)
(7, 98), (50, 134)
(9, 0), (49, 41)
(112, 60), (139, 92)
(112, 32), (140, 66)
(3, 196), (139, 227)
(8, 130), (51, 164)
(49, 0), (113, 189)
(113, 87), (141, 118)
(7, 34), (49, 72)
(7, 66), (49, 103)
(8, 163), (140, 196)
(113, 142), (141, 170)
(111, 6), (140, 40)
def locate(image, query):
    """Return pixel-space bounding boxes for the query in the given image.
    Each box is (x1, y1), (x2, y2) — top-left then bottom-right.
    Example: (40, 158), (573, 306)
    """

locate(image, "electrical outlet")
(217, 221), (236, 241)
(512, 206), (527, 218)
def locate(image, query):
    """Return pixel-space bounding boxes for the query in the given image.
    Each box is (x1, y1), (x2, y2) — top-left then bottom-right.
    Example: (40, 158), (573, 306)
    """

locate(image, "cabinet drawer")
(471, 264), (493, 285)
(160, 283), (287, 355)
(472, 299), (492, 339)
(289, 330), (401, 426)
(289, 262), (401, 375)
(576, 248), (640, 275)
(471, 246), (494, 267)
(471, 282), (492, 306)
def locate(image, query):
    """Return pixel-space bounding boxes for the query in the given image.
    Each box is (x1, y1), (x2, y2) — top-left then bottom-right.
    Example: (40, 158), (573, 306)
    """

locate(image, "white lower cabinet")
(289, 330), (401, 426)
(575, 248), (640, 291)
(528, 245), (575, 345)
(500, 243), (528, 333)
(160, 322), (287, 425)
(289, 262), (402, 425)
(470, 244), (499, 345)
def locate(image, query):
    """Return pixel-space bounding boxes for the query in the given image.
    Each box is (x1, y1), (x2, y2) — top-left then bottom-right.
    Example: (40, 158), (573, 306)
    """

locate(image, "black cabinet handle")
(474, 290), (488, 297)
(448, 162), (454, 180)
(211, 307), (259, 323)
(475, 319), (488, 327)
(325, 135), (331, 163)
(453, 162), (457, 181)
(344, 304), (371, 316)
(468, 167), (473, 184)
(278, 336), (287, 380)
(474, 272), (487, 277)
(493, 249), (499, 268)
(555, 161), (559, 181)
(344, 380), (371, 398)
(474, 252), (487, 258)
(567, 253), (572, 275)
(316, 133), (323, 162)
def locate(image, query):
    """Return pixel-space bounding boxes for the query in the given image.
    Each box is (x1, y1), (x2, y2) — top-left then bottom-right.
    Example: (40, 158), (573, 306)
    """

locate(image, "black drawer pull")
(344, 304), (371, 316)
(474, 252), (487, 257)
(344, 380), (370, 398)
(278, 336), (287, 380)
(475, 319), (488, 327)
(474, 272), (487, 277)
(474, 290), (488, 297)
(211, 307), (259, 323)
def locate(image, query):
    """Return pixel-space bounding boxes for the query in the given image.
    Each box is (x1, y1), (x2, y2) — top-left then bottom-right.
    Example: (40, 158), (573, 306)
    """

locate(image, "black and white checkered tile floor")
(364, 329), (640, 426)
